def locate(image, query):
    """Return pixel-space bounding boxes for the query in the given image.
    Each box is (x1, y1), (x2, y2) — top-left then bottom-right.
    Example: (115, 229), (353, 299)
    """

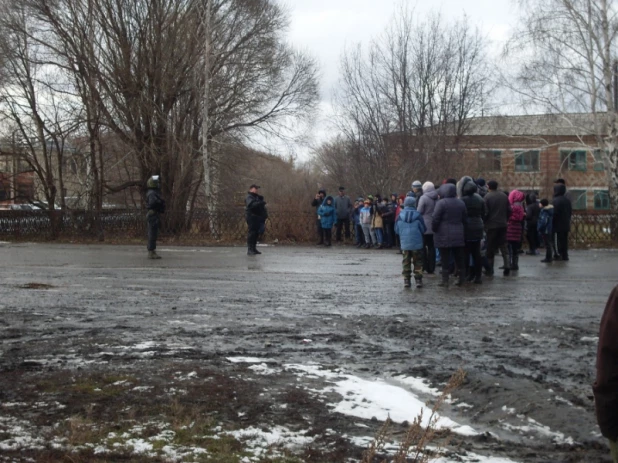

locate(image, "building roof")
(464, 113), (603, 137)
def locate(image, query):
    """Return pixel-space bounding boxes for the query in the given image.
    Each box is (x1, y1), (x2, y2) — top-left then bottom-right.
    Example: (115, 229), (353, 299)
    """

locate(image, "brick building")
(0, 148), (35, 208)
(456, 113), (610, 211)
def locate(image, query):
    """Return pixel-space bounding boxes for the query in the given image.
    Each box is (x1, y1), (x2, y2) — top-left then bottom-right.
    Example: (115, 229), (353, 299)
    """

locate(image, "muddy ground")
(0, 243), (616, 462)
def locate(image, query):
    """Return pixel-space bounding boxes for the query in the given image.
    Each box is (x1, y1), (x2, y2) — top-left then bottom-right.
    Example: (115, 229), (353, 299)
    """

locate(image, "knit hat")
(404, 196), (416, 208)
(475, 178), (486, 187)
(411, 180), (422, 188)
(406, 191), (414, 197)
(422, 182), (435, 193)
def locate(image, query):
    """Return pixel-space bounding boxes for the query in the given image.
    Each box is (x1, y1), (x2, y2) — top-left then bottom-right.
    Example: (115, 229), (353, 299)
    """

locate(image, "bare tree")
(0, 5), (81, 236)
(0, 0), (318, 237)
(506, 0), (618, 211)
(328, 7), (489, 194)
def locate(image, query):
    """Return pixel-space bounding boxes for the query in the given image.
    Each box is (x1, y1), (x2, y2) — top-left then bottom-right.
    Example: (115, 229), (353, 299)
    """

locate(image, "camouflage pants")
(402, 250), (423, 279)
(610, 439), (618, 463)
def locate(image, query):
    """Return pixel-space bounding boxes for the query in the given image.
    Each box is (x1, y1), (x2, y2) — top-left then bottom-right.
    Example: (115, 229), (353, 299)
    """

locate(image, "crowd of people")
(310, 178), (573, 288)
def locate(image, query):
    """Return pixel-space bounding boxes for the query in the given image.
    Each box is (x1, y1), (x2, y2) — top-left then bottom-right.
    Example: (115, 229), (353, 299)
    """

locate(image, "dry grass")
(361, 369), (467, 463)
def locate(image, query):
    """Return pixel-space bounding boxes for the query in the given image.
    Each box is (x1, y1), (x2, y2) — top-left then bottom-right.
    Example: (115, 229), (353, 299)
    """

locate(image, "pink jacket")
(507, 190), (525, 242)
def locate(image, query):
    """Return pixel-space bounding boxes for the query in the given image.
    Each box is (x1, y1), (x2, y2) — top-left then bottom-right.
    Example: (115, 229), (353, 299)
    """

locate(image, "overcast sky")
(269, 0), (519, 160)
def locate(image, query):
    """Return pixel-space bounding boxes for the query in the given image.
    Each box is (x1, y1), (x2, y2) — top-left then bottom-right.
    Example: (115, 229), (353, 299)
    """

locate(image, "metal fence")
(0, 209), (615, 247)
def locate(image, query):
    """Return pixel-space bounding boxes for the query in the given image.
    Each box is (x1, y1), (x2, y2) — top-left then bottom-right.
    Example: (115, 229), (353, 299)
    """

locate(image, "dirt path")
(0, 243), (615, 462)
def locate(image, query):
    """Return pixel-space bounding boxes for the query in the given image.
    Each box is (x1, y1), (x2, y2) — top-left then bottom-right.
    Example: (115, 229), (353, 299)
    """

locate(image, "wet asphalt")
(1, 242), (617, 461)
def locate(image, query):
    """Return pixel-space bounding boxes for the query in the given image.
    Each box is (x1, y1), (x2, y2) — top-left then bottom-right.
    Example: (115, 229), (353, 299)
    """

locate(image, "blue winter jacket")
(318, 196), (336, 229)
(395, 197), (426, 251)
(537, 205), (554, 235)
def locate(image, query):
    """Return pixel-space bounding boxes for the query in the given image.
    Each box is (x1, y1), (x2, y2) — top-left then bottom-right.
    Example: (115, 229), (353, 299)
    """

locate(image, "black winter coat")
(246, 192), (268, 220)
(526, 194), (540, 227)
(146, 188), (165, 214)
(552, 185), (572, 233)
(484, 190), (511, 229)
(432, 183), (467, 248)
(461, 181), (485, 241)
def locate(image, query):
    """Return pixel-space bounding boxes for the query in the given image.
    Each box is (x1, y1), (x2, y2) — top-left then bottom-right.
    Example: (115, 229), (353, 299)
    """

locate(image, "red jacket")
(594, 285), (618, 440)
(506, 190), (525, 242)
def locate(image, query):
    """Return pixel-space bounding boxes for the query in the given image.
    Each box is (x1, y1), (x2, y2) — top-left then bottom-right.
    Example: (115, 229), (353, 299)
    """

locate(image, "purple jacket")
(432, 183), (467, 248)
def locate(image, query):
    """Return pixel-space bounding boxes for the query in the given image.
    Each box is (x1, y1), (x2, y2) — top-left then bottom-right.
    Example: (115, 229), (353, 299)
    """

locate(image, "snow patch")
(227, 357), (276, 364)
(285, 364), (477, 436)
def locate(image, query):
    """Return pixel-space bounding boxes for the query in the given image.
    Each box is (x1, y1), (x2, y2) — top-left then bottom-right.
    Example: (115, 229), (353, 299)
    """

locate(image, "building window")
(477, 150), (502, 172)
(594, 149), (606, 171)
(514, 150), (540, 172)
(570, 189), (587, 210)
(560, 150), (587, 171)
(594, 190), (610, 210)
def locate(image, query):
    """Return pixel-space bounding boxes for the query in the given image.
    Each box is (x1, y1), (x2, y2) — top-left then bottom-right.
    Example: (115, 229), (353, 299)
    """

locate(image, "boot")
(415, 277), (423, 288)
(474, 276), (482, 284)
(252, 247), (262, 255)
(148, 250), (161, 259)
(404, 278), (411, 288)
(438, 278), (449, 287)
(511, 254), (519, 271)
(247, 249), (258, 255)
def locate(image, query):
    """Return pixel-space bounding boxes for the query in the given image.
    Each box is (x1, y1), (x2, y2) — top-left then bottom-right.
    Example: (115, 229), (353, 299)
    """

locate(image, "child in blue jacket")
(318, 196), (336, 246)
(537, 199), (554, 263)
(395, 196), (427, 288)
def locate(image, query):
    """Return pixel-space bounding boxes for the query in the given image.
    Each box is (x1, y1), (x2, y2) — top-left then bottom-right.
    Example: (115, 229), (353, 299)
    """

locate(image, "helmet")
(147, 175), (160, 189)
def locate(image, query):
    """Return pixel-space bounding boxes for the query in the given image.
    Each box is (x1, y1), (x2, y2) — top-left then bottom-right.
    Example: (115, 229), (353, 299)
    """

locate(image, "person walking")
(311, 188), (326, 245)
(145, 175), (165, 259)
(432, 183), (467, 287)
(507, 190), (526, 271)
(525, 193), (540, 255)
(460, 177), (485, 283)
(334, 186), (352, 243)
(484, 180), (511, 276)
(395, 196), (426, 288)
(593, 285), (618, 463)
(552, 183), (572, 261)
(417, 182), (438, 274)
(245, 184), (267, 256)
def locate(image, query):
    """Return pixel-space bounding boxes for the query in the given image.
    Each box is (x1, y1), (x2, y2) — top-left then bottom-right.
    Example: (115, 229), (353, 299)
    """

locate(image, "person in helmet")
(145, 175), (165, 259)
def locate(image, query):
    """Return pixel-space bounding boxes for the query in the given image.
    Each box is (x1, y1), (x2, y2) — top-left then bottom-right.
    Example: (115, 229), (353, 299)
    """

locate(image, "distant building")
(457, 113), (609, 210)
(0, 147), (35, 208)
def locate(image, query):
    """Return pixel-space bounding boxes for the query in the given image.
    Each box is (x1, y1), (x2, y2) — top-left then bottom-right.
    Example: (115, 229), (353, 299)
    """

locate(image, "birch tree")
(506, 0), (618, 211)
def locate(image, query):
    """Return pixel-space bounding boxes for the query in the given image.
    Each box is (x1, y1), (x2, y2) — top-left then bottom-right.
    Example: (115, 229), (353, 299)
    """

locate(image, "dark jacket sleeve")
(432, 201), (445, 234)
(594, 285), (618, 441)
(311, 198), (320, 208)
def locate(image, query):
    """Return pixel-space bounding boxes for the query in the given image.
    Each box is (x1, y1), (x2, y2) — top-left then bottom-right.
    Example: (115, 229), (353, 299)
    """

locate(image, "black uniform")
(146, 183), (165, 252)
(246, 191), (268, 254)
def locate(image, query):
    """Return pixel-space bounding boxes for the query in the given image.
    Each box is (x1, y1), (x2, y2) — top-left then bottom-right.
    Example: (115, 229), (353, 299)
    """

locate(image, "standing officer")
(245, 184), (267, 255)
(145, 175), (165, 259)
